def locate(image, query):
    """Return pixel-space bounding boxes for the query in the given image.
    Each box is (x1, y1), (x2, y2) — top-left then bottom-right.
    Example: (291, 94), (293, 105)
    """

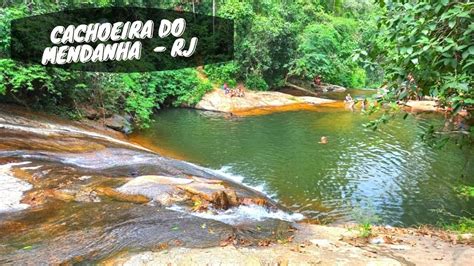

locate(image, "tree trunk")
(285, 82), (320, 97)
(212, 0), (215, 16)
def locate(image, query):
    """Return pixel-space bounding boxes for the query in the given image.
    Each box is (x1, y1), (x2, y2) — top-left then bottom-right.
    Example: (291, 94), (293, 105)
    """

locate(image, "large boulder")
(405, 100), (439, 112)
(117, 175), (192, 206)
(79, 106), (109, 120)
(94, 186), (151, 204)
(104, 114), (133, 134)
(195, 89), (304, 113)
(117, 175), (241, 210)
(313, 83), (347, 93)
(177, 182), (240, 210)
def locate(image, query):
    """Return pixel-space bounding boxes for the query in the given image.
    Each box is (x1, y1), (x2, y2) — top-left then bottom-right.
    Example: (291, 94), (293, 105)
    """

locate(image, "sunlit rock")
(177, 182), (240, 210)
(117, 175), (192, 206)
(104, 114), (133, 134)
(95, 186), (150, 204)
(21, 189), (75, 206)
(0, 162), (33, 212)
(195, 89), (335, 113)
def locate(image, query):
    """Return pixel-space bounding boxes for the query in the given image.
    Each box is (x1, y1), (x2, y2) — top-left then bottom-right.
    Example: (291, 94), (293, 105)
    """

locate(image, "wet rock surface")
(0, 105), (297, 264)
(313, 83), (347, 92)
(104, 114), (133, 134)
(0, 202), (237, 264)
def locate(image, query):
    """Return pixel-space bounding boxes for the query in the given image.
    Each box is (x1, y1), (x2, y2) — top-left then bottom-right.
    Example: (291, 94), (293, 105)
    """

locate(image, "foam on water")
(168, 205), (304, 225)
(214, 165), (277, 198)
(167, 164), (304, 224)
(186, 163), (277, 200)
(150, 162), (305, 224)
(0, 162), (33, 213)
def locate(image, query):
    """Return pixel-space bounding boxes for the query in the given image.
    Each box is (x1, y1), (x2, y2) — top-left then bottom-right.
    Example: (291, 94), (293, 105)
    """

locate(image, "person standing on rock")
(237, 85), (245, 97)
(313, 75), (322, 86)
(222, 83), (230, 95)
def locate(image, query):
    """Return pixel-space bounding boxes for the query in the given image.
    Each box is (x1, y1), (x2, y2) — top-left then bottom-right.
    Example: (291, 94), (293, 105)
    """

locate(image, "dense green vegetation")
(0, 0), (383, 128)
(362, 0), (473, 148)
(373, 0), (473, 113)
(0, 0), (472, 235)
(207, 0), (382, 90)
(0, 0), (472, 132)
(0, 1), (212, 127)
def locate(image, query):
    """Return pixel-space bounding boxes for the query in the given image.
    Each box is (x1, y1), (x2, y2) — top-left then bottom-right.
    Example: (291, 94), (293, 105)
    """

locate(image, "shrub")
(176, 80), (213, 106)
(350, 67), (367, 88)
(245, 74), (268, 91)
(288, 18), (367, 88)
(204, 62), (239, 87)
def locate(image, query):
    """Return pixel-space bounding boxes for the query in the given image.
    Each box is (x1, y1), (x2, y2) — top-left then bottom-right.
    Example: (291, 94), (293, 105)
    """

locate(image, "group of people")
(344, 93), (368, 111)
(222, 83), (245, 98)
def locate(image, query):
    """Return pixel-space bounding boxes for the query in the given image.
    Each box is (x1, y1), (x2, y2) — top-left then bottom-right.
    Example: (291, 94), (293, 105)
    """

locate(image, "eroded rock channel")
(0, 106), (299, 264)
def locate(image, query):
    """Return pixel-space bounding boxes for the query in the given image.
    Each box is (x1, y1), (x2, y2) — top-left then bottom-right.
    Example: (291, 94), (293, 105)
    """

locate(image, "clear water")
(138, 104), (473, 226)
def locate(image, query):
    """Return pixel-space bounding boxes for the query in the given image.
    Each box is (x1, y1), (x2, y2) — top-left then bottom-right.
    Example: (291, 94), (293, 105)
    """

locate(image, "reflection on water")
(140, 106), (473, 226)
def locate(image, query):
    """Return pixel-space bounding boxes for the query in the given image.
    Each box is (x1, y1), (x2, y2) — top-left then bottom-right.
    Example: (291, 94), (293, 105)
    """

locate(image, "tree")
(367, 0), (473, 146)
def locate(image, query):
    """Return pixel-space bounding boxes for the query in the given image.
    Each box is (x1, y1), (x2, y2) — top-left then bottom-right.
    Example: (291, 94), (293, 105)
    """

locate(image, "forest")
(1, 0), (471, 129)
(0, 1), (473, 264)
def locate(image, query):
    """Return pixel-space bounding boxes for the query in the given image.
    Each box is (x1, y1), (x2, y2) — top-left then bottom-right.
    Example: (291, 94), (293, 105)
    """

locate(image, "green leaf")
(399, 90), (409, 100)
(462, 50), (470, 59)
(448, 20), (456, 28)
(462, 59), (474, 70)
(452, 103), (462, 114)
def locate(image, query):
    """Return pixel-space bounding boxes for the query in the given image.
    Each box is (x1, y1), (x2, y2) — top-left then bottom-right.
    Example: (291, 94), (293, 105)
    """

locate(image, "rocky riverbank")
(194, 89), (335, 114)
(0, 105), (472, 264)
(108, 223), (473, 265)
(0, 105), (300, 263)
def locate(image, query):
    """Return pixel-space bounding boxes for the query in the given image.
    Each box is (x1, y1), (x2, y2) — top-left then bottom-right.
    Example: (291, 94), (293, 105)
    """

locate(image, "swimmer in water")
(319, 136), (328, 144)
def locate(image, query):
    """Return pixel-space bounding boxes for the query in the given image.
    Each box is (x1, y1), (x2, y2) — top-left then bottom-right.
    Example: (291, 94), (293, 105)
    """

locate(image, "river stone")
(405, 100), (439, 112)
(118, 175), (241, 209)
(313, 84), (347, 92)
(21, 189), (75, 207)
(79, 106), (109, 120)
(94, 186), (150, 204)
(75, 188), (101, 203)
(104, 114), (132, 134)
(177, 182), (240, 210)
(369, 237), (385, 245)
(460, 233), (472, 240)
(117, 175), (192, 206)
